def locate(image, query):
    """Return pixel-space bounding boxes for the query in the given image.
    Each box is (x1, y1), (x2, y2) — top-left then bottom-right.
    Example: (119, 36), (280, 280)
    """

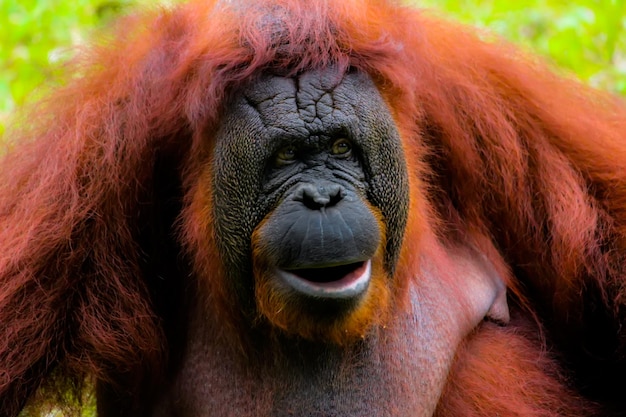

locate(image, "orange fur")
(436, 319), (596, 417)
(1, 0), (625, 415)
(252, 206), (390, 345)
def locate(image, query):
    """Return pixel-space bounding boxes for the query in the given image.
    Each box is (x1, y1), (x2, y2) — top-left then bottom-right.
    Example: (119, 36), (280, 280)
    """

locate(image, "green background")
(1, 0), (624, 414)
(1, 0), (625, 135)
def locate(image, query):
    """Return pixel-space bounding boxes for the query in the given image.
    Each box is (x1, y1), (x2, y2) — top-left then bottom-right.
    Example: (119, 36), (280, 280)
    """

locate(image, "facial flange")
(212, 67), (409, 322)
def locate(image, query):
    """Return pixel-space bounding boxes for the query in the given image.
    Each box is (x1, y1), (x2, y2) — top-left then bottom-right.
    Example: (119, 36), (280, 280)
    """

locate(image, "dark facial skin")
(211, 68), (409, 316)
(149, 68), (508, 417)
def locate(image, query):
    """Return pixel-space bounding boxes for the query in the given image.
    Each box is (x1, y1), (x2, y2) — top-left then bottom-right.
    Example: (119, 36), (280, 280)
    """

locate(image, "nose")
(294, 182), (344, 210)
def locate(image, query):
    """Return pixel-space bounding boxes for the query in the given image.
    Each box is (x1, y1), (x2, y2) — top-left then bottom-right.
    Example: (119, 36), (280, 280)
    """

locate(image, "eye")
(331, 138), (352, 156)
(275, 145), (297, 166)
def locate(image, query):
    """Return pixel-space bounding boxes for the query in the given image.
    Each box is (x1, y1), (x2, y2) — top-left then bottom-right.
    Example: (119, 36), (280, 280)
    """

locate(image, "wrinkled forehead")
(230, 68), (384, 138)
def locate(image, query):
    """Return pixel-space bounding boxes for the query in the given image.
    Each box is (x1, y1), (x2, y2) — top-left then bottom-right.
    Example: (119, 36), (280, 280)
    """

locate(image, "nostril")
(296, 183), (344, 210)
(302, 192), (324, 210)
(328, 188), (343, 206)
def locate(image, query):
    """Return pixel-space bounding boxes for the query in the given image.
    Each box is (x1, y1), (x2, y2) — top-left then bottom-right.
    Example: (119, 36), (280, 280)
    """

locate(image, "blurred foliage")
(419, 0), (626, 95)
(0, 0), (136, 135)
(1, 0), (625, 135)
(1, 0), (625, 414)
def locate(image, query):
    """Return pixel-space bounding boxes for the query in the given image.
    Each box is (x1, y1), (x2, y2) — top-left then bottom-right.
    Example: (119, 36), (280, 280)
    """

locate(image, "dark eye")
(331, 138), (352, 156)
(275, 145), (297, 166)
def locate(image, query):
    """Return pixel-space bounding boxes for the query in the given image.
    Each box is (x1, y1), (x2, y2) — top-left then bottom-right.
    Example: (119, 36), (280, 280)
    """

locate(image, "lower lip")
(276, 260), (372, 299)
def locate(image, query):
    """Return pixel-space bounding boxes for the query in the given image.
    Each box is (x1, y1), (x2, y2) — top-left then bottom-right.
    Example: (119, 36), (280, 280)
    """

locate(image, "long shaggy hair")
(1, 0), (625, 415)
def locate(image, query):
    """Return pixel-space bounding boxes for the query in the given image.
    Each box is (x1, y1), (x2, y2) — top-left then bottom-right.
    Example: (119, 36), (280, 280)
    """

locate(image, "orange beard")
(251, 217), (391, 346)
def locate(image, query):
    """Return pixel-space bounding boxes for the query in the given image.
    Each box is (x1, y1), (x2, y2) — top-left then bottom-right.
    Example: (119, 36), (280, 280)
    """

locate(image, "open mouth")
(277, 260), (372, 299)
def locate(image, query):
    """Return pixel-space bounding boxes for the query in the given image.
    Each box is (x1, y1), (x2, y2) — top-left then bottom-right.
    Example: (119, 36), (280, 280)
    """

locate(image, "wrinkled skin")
(3, 1), (626, 415)
(147, 69), (508, 417)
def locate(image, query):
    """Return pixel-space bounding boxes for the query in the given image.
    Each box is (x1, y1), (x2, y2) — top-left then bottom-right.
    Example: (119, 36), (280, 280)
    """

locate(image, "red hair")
(1, 0), (625, 414)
